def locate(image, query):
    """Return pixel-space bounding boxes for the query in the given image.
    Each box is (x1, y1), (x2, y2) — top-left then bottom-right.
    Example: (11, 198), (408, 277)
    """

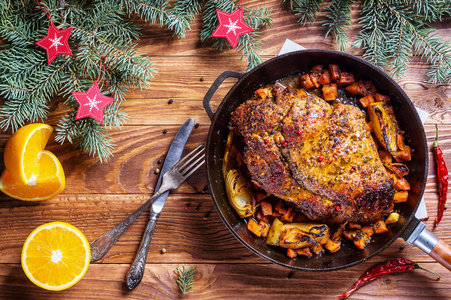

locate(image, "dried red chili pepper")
(337, 258), (440, 298)
(433, 124), (449, 227)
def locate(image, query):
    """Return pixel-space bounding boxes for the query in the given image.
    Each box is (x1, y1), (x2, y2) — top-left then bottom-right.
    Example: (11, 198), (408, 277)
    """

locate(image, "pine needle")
(175, 266), (196, 294)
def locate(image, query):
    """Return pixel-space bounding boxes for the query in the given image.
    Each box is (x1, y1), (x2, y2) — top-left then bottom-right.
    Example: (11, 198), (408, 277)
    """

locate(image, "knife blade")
(126, 118), (195, 289)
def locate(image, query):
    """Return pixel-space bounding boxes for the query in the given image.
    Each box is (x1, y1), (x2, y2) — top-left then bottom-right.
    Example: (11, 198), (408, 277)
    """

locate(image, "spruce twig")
(175, 266), (196, 294)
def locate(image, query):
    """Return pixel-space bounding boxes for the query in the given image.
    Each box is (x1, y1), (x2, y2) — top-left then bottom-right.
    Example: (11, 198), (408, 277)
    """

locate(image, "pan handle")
(407, 222), (451, 271)
(203, 70), (244, 120)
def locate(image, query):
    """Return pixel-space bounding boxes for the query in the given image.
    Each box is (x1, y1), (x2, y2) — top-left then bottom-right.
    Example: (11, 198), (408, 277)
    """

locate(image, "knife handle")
(90, 188), (165, 262)
(126, 212), (159, 290)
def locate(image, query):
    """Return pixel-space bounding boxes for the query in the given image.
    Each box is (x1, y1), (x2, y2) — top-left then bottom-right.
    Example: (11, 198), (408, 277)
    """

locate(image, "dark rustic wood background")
(0, 1), (450, 299)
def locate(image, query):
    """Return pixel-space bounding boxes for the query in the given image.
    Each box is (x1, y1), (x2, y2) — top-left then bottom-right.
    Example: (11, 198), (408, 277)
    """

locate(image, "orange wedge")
(21, 222), (91, 291)
(4, 123), (53, 185)
(0, 123), (65, 201)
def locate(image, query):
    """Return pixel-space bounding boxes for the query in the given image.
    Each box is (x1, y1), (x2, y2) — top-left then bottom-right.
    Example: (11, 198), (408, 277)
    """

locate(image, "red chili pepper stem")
(413, 263), (441, 280)
(433, 124), (439, 148)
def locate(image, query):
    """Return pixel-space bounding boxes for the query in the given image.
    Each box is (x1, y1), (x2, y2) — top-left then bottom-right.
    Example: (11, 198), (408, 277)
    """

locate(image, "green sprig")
(175, 266), (196, 294)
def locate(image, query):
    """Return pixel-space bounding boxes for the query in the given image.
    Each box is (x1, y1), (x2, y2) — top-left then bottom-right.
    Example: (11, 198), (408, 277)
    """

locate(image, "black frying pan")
(203, 50), (451, 271)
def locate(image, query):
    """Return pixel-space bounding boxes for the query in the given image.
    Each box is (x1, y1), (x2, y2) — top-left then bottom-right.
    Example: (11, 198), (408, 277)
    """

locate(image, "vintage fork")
(90, 145), (206, 262)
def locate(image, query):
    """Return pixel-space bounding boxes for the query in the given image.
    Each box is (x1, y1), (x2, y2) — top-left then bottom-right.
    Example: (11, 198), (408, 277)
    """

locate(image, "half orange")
(21, 222), (91, 291)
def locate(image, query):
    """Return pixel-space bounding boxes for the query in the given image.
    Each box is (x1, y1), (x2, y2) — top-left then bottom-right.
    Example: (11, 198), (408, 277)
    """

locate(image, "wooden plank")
(0, 193), (450, 265)
(0, 261), (449, 299)
(0, 124), (450, 194)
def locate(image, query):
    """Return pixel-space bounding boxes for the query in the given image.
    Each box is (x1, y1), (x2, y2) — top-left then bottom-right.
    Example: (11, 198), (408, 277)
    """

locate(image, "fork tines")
(177, 144), (205, 178)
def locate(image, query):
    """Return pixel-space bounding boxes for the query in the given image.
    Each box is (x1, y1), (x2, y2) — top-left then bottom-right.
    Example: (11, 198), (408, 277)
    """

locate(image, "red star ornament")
(36, 22), (73, 64)
(72, 81), (115, 124)
(211, 8), (254, 49)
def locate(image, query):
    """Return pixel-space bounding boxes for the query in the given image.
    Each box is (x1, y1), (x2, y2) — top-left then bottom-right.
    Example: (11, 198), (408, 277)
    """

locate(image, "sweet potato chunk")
(319, 70), (332, 85)
(300, 73), (315, 89)
(339, 72), (355, 85)
(345, 81), (367, 95)
(329, 64), (341, 80)
(322, 83), (338, 101)
(247, 219), (263, 237)
(359, 95), (375, 108)
(394, 191), (408, 203)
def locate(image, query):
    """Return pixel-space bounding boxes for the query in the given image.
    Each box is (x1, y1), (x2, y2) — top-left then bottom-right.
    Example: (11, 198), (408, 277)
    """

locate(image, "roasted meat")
(230, 85), (395, 224)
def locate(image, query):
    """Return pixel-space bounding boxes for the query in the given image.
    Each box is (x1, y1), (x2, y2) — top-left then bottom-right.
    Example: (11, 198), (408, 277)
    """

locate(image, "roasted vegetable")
(222, 131), (239, 177)
(367, 102), (398, 154)
(225, 169), (253, 218)
(266, 218), (284, 246)
(385, 212), (400, 224)
(384, 163), (409, 178)
(372, 220), (388, 234)
(322, 83), (338, 101)
(279, 223), (329, 249)
(247, 219), (263, 237)
(394, 191), (408, 203)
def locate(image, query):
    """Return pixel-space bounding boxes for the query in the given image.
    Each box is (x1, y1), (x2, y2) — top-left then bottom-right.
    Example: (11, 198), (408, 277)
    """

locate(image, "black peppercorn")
(195, 123), (200, 129)
(200, 77), (205, 81)
(168, 99), (173, 104)
(163, 129), (168, 134)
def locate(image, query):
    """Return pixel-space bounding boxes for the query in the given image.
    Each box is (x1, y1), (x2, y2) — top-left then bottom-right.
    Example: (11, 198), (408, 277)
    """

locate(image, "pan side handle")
(408, 222), (451, 271)
(203, 70), (244, 120)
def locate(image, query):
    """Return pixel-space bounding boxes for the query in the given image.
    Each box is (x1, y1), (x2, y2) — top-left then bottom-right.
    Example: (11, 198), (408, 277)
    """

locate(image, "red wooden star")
(72, 81), (115, 124)
(36, 22), (73, 64)
(211, 8), (254, 49)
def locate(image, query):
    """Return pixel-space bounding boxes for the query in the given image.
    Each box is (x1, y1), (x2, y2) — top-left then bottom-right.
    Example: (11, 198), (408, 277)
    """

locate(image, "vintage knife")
(126, 118), (195, 289)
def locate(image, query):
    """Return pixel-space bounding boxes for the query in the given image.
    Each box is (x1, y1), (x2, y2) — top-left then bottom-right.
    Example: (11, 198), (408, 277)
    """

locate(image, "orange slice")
(21, 222), (91, 291)
(0, 151), (65, 201)
(1, 123), (65, 201)
(4, 123), (53, 185)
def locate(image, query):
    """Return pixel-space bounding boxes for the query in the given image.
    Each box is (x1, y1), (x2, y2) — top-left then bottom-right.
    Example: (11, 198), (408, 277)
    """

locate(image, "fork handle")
(90, 189), (165, 262)
(126, 211), (159, 289)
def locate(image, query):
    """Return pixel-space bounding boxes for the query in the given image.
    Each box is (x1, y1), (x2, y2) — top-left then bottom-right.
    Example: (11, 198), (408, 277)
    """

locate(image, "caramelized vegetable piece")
(311, 244), (324, 255)
(254, 191), (267, 203)
(281, 207), (296, 222)
(378, 150), (392, 164)
(343, 229), (358, 241)
(339, 72), (355, 85)
(373, 220), (388, 234)
(247, 219), (263, 237)
(375, 93), (390, 103)
(392, 146), (412, 162)
(296, 248), (313, 257)
(266, 218), (284, 246)
(359, 95), (375, 108)
(361, 225), (374, 237)
(255, 88), (269, 99)
(384, 163), (409, 178)
(329, 64), (341, 80)
(322, 83), (338, 101)
(300, 73), (315, 89)
(256, 210), (270, 223)
(319, 70), (332, 85)
(325, 239), (341, 253)
(310, 73), (321, 88)
(385, 212), (400, 224)
(279, 223), (330, 249)
(348, 223), (361, 229)
(260, 221), (270, 237)
(287, 248), (298, 258)
(260, 201), (273, 216)
(345, 81), (367, 95)
(225, 169), (253, 218)
(222, 132), (238, 177)
(395, 178), (410, 191)
(394, 191), (409, 203)
(353, 231), (371, 250)
(367, 102), (398, 154)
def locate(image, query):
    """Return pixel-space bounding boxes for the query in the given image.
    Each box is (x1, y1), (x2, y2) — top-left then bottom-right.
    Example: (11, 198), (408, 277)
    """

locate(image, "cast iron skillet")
(203, 49), (451, 271)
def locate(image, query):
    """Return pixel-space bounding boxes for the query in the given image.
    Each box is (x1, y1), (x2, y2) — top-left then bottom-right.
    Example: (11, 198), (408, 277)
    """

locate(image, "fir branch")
(284, 0), (323, 25)
(175, 266), (195, 294)
(321, 0), (354, 51)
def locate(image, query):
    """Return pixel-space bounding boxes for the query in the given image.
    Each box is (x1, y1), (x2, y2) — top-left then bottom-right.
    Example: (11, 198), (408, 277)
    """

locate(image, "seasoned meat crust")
(230, 85), (395, 224)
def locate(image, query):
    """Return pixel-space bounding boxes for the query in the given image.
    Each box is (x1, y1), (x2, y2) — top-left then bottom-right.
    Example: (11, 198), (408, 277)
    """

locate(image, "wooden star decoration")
(72, 81), (115, 124)
(211, 8), (254, 49)
(36, 22), (73, 64)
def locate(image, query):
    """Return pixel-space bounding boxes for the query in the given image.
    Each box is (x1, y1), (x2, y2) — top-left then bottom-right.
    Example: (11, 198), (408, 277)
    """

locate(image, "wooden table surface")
(1, 2), (450, 299)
